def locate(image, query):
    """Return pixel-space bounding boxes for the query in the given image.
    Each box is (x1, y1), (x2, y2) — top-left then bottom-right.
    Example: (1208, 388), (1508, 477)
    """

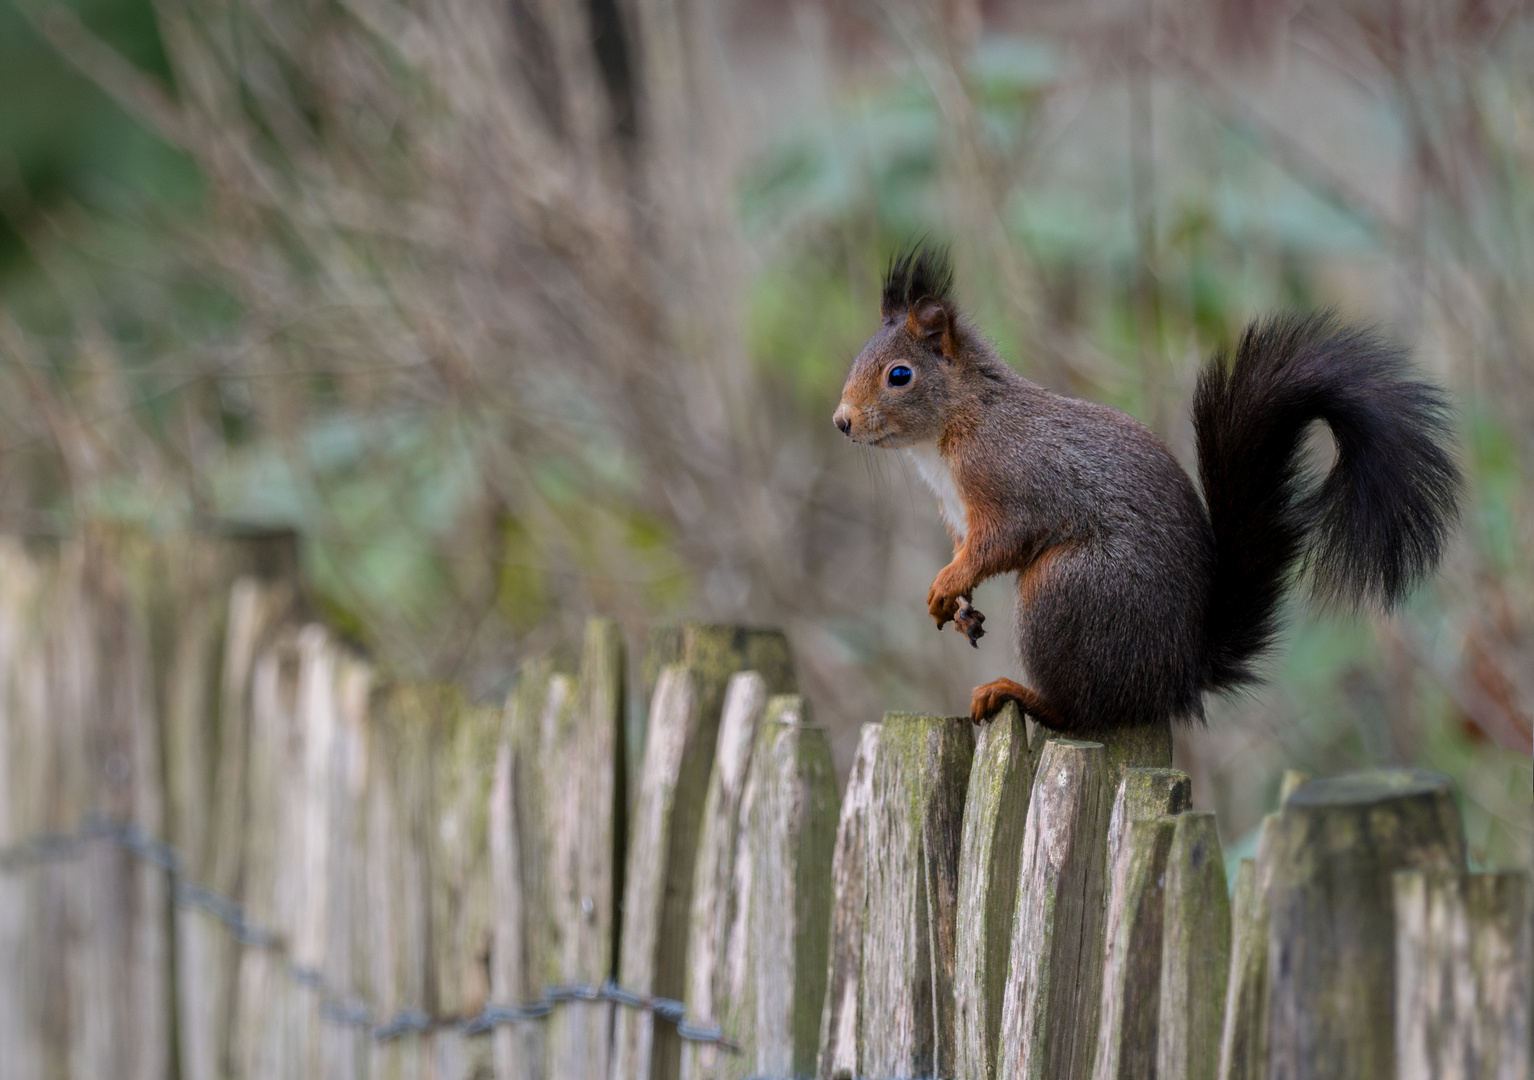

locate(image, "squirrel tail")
(1192, 313), (1462, 693)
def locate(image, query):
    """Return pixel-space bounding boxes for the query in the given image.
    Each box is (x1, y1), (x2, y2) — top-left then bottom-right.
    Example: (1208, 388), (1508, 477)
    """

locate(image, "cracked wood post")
(1265, 769), (1467, 1080)
(1159, 811), (1230, 1080)
(1092, 815), (1176, 1080)
(1394, 869), (1531, 1080)
(746, 695), (839, 1079)
(859, 712), (973, 1079)
(956, 702), (1034, 1080)
(681, 672), (769, 1080)
(998, 738), (1112, 1080)
(818, 721), (880, 1079)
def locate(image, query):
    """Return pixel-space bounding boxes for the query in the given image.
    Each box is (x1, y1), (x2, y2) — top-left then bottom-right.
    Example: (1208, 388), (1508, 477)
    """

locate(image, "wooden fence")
(0, 529), (1527, 1080)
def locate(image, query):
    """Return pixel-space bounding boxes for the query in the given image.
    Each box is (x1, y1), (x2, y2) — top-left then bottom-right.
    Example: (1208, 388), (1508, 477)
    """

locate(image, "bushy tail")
(1193, 313), (1462, 692)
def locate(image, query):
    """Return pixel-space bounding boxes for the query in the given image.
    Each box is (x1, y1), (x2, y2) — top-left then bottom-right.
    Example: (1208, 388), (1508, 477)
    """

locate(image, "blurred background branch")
(0, 0), (1529, 866)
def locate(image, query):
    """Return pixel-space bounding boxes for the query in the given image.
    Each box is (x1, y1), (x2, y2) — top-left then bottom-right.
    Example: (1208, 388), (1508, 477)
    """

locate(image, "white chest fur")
(904, 444), (968, 541)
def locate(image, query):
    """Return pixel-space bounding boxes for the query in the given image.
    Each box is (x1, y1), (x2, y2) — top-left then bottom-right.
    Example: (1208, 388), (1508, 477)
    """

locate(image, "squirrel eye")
(887, 365), (913, 387)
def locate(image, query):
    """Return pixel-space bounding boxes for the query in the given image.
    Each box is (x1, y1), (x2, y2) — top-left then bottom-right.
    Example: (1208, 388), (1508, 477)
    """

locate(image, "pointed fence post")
(1092, 815), (1177, 1080)
(818, 722), (880, 1080)
(998, 738), (1111, 1080)
(1158, 811), (1230, 1080)
(748, 695), (839, 1079)
(615, 626), (795, 1080)
(859, 713), (973, 1079)
(492, 658), (560, 1080)
(956, 703), (1034, 1080)
(547, 620), (626, 1080)
(681, 672), (769, 1080)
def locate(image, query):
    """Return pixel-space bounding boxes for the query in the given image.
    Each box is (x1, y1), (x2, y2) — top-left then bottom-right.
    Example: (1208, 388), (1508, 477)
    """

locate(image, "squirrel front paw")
(927, 565), (979, 633)
(954, 597), (986, 647)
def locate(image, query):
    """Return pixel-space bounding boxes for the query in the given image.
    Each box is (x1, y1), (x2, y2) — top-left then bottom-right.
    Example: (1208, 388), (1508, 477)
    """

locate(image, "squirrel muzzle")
(833, 404), (853, 436)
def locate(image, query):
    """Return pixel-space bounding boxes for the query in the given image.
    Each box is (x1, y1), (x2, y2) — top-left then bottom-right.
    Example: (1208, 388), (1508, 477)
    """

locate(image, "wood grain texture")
(1033, 720), (1172, 778)
(818, 722), (880, 1080)
(632, 626), (796, 1080)
(1158, 811), (1230, 1080)
(1395, 869), (1531, 1080)
(998, 738), (1111, 1080)
(1266, 769), (1467, 1080)
(682, 671), (768, 1080)
(1105, 767), (1190, 879)
(548, 620), (626, 1080)
(1217, 814), (1279, 1080)
(1092, 815), (1176, 1080)
(611, 665), (702, 1080)
(493, 658), (559, 1080)
(956, 702), (1034, 1080)
(429, 685), (502, 1079)
(749, 695), (839, 1080)
(860, 712), (973, 1079)
(0, 539), (55, 1080)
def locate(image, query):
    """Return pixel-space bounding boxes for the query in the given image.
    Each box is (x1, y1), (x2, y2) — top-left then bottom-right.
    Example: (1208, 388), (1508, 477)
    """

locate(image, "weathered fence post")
(547, 620), (626, 1080)
(748, 695), (839, 1079)
(682, 671), (769, 1080)
(1265, 769), (1466, 1080)
(818, 722), (880, 1080)
(1034, 721), (1173, 778)
(859, 712), (973, 1079)
(1158, 811), (1230, 1080)
(615, 626), (794, 1080)
(956, 703), (1034, 1080)
(1092, 815), (1177, 1080)
(1105, 767), (1190, 875)
(611, 665), (706, 1080)
(998, 737), (1112, 1080)
(429, 686), (504, 1079)
(1394, 869), (1532, 1080)
(492, 658), (562, 1080)
(0, 539), (54, 1080)
(1218, 810), (1282, 1080)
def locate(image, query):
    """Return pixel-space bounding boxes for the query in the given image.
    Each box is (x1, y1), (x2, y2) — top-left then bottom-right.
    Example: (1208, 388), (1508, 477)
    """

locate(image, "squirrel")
(833, 245), (1462, 731)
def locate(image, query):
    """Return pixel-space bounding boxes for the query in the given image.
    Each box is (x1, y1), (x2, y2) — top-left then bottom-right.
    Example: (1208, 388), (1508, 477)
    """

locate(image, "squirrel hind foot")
(970, 677), (1078, 729)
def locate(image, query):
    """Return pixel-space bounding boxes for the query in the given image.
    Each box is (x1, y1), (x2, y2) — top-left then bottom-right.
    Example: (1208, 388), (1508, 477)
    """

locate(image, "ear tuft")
(881, 242), (956, 319)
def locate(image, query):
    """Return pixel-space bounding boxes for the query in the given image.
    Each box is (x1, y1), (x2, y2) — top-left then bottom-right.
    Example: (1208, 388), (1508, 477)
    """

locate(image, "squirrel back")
(835, 246), (1462, 730)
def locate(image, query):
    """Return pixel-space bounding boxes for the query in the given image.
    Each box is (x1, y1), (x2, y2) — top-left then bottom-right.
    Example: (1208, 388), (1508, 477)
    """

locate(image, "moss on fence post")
(860, 712), (973, 1079)
(956, 703), (1034, 1080)
(1159, 811), (1230, 1080)
(999, 738), (1111, 1080)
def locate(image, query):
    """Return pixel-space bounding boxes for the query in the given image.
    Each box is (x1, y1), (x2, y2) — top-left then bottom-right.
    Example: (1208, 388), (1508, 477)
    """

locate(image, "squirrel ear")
(907, 296), (954, 356)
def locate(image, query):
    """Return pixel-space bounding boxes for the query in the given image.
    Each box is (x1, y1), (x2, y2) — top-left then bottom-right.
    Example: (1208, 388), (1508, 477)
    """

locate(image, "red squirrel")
(833, 246), (1461, 731)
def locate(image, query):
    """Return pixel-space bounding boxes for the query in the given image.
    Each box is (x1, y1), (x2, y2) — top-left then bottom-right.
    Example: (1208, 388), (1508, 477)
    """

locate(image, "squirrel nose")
(834, 405), (852, 436)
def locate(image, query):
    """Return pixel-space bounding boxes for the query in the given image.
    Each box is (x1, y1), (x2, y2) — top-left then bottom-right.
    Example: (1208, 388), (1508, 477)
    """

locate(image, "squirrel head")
(834, 245), (975, 447)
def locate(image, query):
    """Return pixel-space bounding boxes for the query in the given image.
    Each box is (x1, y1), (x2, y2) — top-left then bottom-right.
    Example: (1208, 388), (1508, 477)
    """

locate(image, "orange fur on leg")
(970, 677), (1073, 728)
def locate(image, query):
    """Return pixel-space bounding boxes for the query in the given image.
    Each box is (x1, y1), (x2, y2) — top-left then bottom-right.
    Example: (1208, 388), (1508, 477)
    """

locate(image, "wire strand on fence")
(0, 817), (741, 1052)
